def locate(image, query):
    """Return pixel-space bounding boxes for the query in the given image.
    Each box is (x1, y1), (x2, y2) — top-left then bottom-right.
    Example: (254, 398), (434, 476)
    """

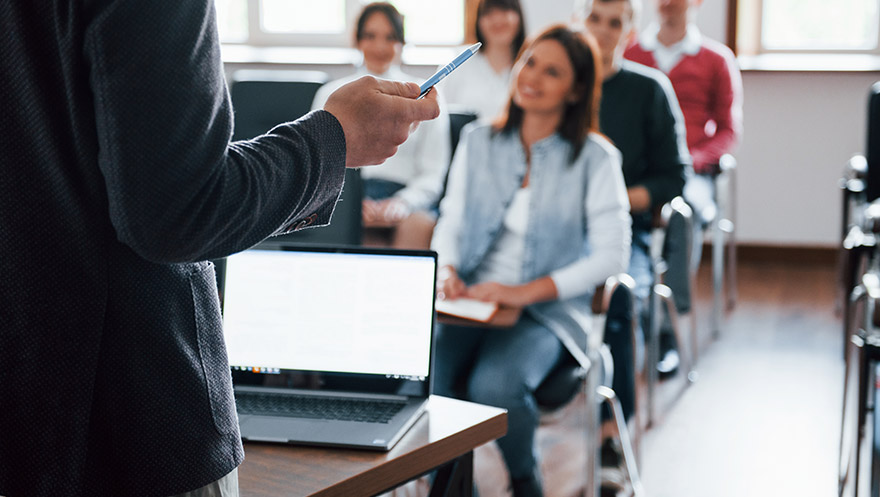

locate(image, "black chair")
(839, 82), (880, 356)
(438, 111), (479, 204)
(840, 155), (870, 355)
(647, 197), (698, 426)
(838, 82), (880, 497)
(448, 111), (478, 156)
(863, 82), (880, 203)
(839, 200), (880, 497)
(534, 276), (644, 497)
(229, 69), (330, 141)
(710, 154), (738, 336)
(228, 69), (363, 247)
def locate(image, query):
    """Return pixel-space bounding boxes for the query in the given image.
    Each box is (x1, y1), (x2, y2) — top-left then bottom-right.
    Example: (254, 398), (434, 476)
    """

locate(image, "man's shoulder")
(610, 62), (676, 110)
(698, 37), (737, 64)
(623, 40), (652, 61)
(619, 61), (670, 89)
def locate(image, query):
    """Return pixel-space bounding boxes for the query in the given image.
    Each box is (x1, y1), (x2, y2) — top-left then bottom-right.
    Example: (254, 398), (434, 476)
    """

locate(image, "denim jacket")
(433, 123), (631, 363)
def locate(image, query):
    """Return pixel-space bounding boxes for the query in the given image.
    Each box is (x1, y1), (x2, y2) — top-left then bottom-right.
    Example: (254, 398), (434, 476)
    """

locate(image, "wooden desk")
(238, 396), (507, 497)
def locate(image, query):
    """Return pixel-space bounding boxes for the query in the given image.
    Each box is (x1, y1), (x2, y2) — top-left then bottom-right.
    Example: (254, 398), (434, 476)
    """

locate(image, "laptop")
(220, 243), (437, 451)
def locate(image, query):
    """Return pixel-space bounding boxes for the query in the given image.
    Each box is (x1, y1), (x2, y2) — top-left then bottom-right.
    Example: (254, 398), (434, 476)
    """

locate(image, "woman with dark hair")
(313, 2), (450, 248)
(431, 25), (631, 497)
(439, 0), (526, 120)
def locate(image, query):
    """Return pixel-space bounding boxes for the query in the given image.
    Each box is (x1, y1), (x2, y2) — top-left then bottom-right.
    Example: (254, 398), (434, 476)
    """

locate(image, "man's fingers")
(375, 79), (421, 99)
(409, 89), (441, 121)
(375, 79), (440, 122)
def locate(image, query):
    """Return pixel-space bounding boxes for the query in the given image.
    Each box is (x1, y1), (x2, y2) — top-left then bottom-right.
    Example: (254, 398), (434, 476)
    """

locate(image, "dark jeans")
(433, 314), (564, 481)
(603, 229), (652, 421)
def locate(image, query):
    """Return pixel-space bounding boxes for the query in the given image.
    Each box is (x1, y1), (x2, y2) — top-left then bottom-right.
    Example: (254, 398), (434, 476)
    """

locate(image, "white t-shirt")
(438, 51), (512, 122)
(471, 187), (530, 286)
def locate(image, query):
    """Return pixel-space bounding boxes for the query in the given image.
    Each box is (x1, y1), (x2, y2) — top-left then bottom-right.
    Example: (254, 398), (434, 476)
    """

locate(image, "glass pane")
(762, 0), (880, 50)
(215, 0), (248, 42)
(261, 0), (346, 34)
(358, 0), (464, 45)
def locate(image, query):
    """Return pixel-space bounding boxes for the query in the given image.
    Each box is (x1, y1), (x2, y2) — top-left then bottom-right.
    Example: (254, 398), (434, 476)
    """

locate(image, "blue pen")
(418, 42), (482, 99)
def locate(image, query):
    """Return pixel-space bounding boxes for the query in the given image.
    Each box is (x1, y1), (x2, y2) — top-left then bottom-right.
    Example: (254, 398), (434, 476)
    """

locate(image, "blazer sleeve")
(83, 0), (346, 263)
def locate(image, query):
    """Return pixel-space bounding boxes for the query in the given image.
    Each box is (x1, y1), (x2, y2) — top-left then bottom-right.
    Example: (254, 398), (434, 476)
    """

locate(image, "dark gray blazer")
(0, 1), (346, 495)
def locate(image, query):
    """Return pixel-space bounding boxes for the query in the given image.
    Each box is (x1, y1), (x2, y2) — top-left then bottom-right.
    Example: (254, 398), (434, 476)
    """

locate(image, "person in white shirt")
(312, 2), (451, 249)
(439, 0), (526, 121)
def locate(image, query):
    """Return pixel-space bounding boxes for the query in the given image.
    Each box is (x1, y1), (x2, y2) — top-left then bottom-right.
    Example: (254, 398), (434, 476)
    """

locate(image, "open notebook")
(435, 297), (499, 322)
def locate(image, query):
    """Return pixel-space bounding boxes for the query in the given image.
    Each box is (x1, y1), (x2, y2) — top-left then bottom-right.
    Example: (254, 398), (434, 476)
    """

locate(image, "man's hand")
(627, 185), (651, 213)
(323, 76), (440, 168)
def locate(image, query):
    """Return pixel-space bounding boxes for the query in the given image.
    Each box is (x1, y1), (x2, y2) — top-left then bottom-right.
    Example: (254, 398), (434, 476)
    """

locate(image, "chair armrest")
(842, 155), (868, 194)
(718, 153), (737, 174)
(593, 274), (638, 315)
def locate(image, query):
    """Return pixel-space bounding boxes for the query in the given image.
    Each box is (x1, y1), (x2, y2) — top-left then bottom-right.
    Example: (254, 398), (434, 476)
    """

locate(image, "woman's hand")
(362, 198), (411, 227)
(466, 282), (528, 307)
(466, 276), (559, 308)
(437, 265), (467, 301)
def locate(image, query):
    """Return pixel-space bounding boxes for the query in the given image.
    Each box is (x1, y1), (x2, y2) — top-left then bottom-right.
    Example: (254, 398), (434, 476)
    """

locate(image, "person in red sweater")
(625, 0), (742, 227)
(624, 0), (743, 376)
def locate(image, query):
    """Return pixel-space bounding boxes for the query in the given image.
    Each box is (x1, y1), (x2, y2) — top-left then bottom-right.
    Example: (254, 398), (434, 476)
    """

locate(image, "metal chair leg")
(655, 284), (696, 382)
(711, 215), (724, 338)
(597, 386), (645, 497)
(841, 286), (868, 496)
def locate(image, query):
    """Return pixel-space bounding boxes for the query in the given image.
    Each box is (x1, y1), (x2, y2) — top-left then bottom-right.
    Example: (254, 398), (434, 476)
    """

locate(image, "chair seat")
(534, 353), (586, 411)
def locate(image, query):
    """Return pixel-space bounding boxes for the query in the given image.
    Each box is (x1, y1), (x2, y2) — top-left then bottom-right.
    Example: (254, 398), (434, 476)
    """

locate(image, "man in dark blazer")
(0, 1), (439, 496)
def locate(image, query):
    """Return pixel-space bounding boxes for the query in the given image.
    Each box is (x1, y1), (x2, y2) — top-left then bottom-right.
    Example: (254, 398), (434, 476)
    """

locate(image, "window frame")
(221, 0), (473, 48)
(733, 0), (880, 56)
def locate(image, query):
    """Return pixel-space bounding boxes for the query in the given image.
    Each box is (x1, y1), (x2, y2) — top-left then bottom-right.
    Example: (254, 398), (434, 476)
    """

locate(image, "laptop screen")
(221, 244), (436, 393)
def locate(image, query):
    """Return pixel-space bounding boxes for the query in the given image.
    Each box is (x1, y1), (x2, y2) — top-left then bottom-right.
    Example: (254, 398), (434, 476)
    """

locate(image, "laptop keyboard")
(235, 392), (407, 424)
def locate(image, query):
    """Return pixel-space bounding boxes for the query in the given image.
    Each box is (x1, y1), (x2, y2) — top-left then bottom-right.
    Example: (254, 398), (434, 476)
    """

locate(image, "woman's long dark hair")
(354, 2), (405, 45)
(470, 0), (526, 61)
(496, 25), (603, 162)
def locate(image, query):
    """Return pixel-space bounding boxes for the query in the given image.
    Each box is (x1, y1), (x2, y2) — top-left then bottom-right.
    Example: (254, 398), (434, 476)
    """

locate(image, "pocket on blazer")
(190, 262), (238, 435)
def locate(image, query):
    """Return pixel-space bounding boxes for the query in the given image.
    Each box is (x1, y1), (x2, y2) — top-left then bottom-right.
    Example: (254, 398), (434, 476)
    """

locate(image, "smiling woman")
(430, 25), (630, 497)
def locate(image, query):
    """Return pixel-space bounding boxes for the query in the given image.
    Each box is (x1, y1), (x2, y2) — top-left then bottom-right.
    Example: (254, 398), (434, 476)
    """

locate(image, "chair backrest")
(230, 69), (330, 141)
(436, 111), (480, 204)
(534, 275), (636, 411)
(866, 82), (880, 201)
(449, 111), (478, 156)
(654, 197), (695, 314)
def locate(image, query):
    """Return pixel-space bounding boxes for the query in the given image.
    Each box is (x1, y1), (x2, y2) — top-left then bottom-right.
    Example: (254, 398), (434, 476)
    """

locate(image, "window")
(215, 0), (465, 47)
(736, 0), (880, 55)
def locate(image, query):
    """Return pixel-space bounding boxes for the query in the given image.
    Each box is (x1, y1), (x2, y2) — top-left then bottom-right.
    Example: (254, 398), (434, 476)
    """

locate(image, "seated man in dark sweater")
(582, 0), (690, 446)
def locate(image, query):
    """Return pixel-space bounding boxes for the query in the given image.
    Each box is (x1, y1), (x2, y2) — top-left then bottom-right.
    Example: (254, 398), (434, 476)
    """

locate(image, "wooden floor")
(466, 258), (841, 497)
